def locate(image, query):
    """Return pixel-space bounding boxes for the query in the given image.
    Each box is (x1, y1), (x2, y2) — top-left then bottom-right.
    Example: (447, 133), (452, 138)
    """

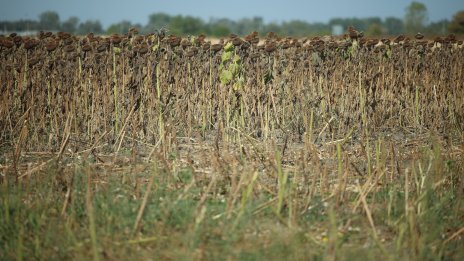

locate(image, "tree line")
(1, 2), (463, 36)
(0, 11), (104, 35)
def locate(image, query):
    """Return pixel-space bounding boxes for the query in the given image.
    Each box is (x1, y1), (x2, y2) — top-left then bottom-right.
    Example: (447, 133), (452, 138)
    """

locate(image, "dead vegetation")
(0, 29), (463, 260)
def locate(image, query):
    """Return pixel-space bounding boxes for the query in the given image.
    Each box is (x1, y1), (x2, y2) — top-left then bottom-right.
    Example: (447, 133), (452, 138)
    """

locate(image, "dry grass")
(0, 30), (463, 260)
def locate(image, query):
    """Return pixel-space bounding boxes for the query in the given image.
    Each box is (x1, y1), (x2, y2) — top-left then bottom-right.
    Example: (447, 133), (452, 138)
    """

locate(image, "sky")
(1, 0), (463, 28)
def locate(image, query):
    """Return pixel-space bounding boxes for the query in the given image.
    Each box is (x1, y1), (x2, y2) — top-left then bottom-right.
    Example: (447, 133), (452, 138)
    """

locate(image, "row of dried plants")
(0, 29), (463, 153)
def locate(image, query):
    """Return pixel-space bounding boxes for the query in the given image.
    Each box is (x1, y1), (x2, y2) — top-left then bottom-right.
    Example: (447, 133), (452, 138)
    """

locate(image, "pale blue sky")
(1, 0), (462, 27)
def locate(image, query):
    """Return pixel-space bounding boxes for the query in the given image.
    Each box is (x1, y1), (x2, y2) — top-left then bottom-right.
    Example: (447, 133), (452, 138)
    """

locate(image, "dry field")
(1, 29), (463, 260)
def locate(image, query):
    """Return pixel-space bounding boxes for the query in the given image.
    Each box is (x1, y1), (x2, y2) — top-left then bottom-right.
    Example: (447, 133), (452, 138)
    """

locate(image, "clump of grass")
(1, 132), (463, 259)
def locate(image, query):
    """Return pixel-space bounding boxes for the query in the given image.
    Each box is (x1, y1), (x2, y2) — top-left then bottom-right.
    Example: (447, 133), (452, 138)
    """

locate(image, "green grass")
(1, 137), (463, 260)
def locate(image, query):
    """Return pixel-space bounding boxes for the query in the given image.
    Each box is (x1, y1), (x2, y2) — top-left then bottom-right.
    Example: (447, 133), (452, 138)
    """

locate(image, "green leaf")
(224, 42), (234, 52)
(385, 47), (392, 59)
(220, 70), (233, 85)
(221, 51), (232, 63)
(233, 76), (245, 91)
(233, 54), (241, 63)
(229, 63), (240, 76)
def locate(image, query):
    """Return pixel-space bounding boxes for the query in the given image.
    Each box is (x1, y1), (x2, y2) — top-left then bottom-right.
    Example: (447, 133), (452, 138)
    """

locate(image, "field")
(1, 30), (464, 260)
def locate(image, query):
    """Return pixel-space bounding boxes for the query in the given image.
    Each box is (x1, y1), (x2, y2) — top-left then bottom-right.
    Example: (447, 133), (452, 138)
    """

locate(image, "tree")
(264, 22), (282, 35)
(77, 20), (103, 35)
(169, 15), (204, 35)
(365, 17), (383, 28)
(107, 20), (133, 35)
(366, 23), (384, 36)
(210, 24), (230, 37)
(427, 20), (449, 35)
(384, 17), (404, 35)
(235, 17), (264, 35)
(404, 1), (428, 34)
(39, 11), (60, 31)
(0, 20), (39, 32)
(281, 20), (313, 36)
(209, 18), (236, 34)
(144, 13), (171, 33)
(61, 16), (79, 33)
(448, 11), (464, 34)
